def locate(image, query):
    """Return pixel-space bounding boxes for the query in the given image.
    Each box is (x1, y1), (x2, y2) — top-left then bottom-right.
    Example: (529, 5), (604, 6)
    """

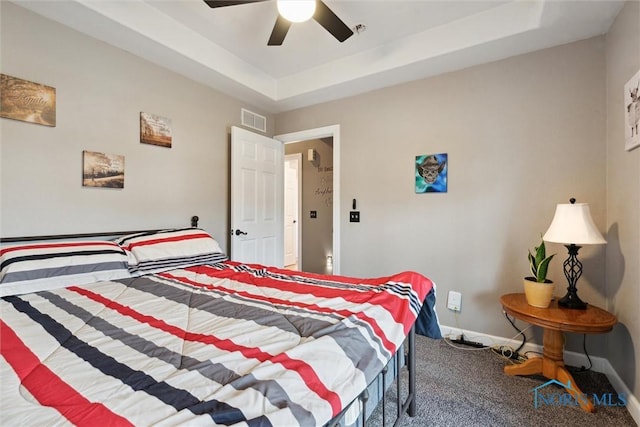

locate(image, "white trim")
(603, 362), (640, 425)
(275, 125), (341, 274)
(439, 324), (640, 424)
(284, 153), (302, 269)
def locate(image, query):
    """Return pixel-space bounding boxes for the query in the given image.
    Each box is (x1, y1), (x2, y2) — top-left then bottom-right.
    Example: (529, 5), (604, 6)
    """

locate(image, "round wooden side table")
(500, 293), (617, 412)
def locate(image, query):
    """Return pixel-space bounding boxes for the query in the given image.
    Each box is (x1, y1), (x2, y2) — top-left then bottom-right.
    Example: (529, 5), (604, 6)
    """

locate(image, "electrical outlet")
(447, 291), (462, 312)
(349, 211), (360, 222)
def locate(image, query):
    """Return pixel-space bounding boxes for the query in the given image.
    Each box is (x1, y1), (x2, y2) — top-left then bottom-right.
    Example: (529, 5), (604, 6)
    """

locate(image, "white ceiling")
(12, 0), (625, 113)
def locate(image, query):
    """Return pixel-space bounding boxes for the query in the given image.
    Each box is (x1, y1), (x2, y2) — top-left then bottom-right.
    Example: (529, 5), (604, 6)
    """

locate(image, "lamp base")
(558, 291), (587, 310)
(557, 244), (588, 310)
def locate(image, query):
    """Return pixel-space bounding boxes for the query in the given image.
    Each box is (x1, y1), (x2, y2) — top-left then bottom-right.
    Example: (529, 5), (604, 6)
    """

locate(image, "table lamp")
(542, 198), (606, 309)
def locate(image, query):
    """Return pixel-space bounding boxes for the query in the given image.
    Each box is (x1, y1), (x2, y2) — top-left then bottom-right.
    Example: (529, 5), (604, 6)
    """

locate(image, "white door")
(231, 126), (284, 267)
(284, 154), (301, 267)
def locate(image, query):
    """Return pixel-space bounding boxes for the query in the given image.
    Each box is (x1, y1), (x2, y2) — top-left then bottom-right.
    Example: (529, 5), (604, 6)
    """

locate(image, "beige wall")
(285, 138), (334, 274)
(276, 37), (609, 355)
(605, 1), (640, 396)
(0, 2), (273, 252)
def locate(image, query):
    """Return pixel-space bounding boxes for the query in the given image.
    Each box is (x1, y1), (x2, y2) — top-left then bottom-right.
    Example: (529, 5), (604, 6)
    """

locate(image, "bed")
(0, 224), (441, 426)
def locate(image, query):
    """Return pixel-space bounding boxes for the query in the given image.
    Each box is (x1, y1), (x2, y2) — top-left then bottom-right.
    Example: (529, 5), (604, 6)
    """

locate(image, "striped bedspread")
(1, 262), (435, 426)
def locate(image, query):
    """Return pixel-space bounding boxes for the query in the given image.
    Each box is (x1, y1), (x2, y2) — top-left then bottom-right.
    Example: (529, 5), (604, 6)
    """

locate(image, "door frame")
(284, 153), (302, 269)
(275, 125), (341, 275)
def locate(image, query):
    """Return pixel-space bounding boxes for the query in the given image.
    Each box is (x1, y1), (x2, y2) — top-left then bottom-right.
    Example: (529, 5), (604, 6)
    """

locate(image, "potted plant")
(524, 236), (555, 308)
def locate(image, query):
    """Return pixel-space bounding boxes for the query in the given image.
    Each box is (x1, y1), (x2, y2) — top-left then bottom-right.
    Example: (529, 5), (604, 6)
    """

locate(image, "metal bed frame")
(1, 214), (418, 426)
(0, 216), (200, 243)
(327, 327), (416, 427)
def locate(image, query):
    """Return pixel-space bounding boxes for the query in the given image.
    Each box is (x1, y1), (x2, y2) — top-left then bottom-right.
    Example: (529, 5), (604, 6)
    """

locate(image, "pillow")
(0, 240), (131, 297)
(115, 228), (228, 275)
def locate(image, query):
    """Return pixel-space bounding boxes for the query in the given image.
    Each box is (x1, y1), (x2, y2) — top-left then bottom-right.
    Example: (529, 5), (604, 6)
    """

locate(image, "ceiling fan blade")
(268, 15), (292, 46)
(203, 0), (268, 8)
(313, 0), (353, 42)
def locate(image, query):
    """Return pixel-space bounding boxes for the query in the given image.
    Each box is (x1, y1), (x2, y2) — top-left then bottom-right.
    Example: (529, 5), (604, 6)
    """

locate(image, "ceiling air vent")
(241, 108), (266, 133)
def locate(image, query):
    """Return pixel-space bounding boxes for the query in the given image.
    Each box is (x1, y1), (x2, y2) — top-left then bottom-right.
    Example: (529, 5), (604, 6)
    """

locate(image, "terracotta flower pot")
(523, 277), (555, 308)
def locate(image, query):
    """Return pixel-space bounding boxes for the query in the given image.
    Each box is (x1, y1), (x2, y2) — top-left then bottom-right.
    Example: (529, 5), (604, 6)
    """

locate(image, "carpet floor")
(366, 336), (636, 427)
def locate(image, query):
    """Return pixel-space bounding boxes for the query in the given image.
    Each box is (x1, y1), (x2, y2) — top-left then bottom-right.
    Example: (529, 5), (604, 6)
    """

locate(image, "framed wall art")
(416, 153), (447, 193)
(140, 112), (172, 148)
(82, 150), (125, 189)
(625, 69), (640, 152)
(0, 74), (56, 127)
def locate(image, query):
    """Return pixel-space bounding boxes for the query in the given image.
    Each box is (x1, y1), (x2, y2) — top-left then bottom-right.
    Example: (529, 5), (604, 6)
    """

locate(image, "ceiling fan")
(203, 0), (354, 46)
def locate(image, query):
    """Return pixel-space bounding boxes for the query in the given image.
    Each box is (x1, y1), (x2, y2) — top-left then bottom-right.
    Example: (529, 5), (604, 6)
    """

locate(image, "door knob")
(234, 229), (248, 236)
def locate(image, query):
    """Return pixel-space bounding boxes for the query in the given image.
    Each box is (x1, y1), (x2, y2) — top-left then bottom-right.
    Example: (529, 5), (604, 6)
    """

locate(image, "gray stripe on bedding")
(125, 275), (333, 337)
(220, 263), (421, 316)
(124, 275), (391, 374)
(202, 265), (405, 357)
(129, 253), (228, 274)
(39, 290), (316, 426)
(1, 261), (128, 283)
(311, 321), (386, 379)
(227, 372), (318, 425)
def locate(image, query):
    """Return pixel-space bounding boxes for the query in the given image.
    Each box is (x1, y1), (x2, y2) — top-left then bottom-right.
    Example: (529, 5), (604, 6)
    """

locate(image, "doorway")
(275, 125), (341, 275)
(283, 140), (333, 274)
(284, 153), (301, 270)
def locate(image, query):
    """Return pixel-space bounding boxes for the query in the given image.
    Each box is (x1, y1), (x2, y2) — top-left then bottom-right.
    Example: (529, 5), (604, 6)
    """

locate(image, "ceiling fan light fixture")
(277, 0), (316, 23)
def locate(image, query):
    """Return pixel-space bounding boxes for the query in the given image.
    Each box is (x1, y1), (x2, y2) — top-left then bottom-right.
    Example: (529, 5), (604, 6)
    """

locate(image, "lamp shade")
(543, 202), (606, 245)
(277, 0), (316, 23)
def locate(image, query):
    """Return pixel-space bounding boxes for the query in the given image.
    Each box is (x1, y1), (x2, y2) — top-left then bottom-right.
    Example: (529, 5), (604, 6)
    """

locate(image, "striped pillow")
(115, 228), (228, 275)
(0, 241), (131, 297)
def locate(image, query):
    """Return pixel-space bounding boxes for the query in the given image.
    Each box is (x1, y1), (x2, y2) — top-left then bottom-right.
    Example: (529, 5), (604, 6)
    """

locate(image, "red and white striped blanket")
(1, 261), (435, 426)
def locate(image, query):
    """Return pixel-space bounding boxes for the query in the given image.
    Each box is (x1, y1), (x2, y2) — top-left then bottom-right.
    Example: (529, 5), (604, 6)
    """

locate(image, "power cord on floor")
(504, 312), (526, 353)
(493, 317), (593, 371)
(444, 337), (489, 351)
(443, 312), (490, 351)
(568, 334), (593, 373)
(490, 322), (532, 364)
(487, 312), (531, 364)
(443, 311), (532, 363)
(491, 346), (528, 364)
(446, 312), (593, 370)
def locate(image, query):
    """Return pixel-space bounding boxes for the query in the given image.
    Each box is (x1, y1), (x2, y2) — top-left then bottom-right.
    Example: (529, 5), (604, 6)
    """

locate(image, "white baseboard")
(599, 359), (640, 425)
(439, 324), (639, 425)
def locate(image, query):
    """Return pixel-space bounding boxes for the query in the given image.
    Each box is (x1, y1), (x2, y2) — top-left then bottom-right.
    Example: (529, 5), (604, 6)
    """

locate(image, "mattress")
(1, 260), (437, 426)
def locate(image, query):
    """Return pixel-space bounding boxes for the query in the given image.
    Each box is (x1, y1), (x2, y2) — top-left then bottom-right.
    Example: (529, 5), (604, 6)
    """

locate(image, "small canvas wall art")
(0, 74), (56, 127)
(140, 112), (172, 148)
(416, 153), (447, 193)
(624, 69), (640, 152)
(83, 151), (125, 188)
